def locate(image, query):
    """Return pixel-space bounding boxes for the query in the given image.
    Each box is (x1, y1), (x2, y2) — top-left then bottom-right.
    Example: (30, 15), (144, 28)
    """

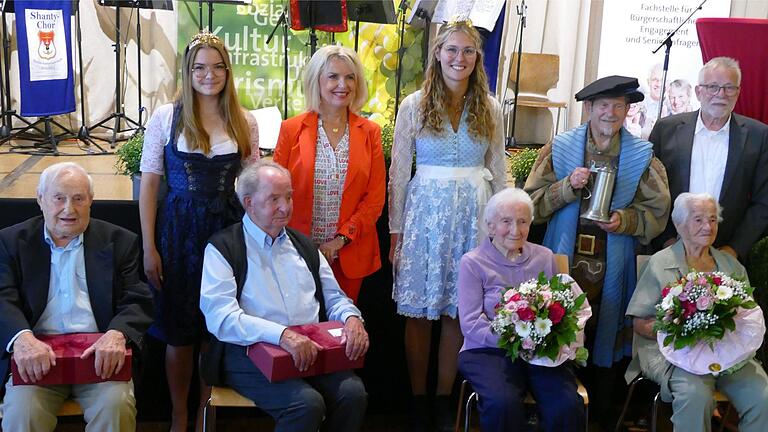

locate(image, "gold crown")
(446, 16), (473, 28)
(188, 30), (222, 49)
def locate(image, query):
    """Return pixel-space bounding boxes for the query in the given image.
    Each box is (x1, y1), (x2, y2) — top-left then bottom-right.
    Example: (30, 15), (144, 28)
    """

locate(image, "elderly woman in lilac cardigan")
(457, 188), (585, 432)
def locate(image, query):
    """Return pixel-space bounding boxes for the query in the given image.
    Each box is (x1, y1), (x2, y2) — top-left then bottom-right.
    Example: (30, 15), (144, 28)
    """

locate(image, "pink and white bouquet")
(654, 271), (765, 375)
(491, 273), (591, 367)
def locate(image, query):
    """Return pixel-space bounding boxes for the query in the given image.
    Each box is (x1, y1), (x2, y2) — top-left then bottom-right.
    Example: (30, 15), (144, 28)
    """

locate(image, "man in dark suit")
(650, 56), (768, 261)
(0, 162), (154, 432)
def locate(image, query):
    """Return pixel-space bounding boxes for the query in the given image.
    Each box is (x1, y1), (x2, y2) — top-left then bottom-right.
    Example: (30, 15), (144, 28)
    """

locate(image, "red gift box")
(11, 333), (132, 386)
(247, 321), (364, 383)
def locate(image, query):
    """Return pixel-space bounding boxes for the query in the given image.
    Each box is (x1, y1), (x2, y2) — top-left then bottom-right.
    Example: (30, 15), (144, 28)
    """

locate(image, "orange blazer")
(273, 111), (386, 279)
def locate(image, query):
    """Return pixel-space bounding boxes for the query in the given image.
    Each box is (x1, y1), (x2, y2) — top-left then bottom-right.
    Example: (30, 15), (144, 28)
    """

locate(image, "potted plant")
(114, 131), (144, 200)
(508, 147), (539, 188)
(381, 122), (394, 166)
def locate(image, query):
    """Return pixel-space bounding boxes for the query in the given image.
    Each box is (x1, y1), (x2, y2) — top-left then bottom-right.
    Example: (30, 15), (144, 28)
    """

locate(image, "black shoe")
(409, 395), (431, 432)
(433, 395), (455, 432)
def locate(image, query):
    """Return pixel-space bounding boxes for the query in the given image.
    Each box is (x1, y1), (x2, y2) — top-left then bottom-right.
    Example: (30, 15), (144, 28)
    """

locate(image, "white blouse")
(140, 103), (260, 175)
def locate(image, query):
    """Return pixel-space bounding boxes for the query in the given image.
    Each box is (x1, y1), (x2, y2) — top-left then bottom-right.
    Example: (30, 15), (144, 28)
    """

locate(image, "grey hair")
(671, 192), (722, 227)
(37, 162), (94, 197)
(698, 56), (741, 86)
(484, 187), (534, 224)
(235, 160), (291, 205)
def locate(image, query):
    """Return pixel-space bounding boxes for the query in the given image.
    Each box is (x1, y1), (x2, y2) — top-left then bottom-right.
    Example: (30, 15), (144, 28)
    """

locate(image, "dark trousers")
(223, 343), (368, 432)
(458, 348), (585, 432)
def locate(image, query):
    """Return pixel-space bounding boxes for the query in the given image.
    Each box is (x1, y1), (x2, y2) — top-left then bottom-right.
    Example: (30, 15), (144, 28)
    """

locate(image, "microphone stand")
(652, 0), (708, 121)
(266, 9), (289, 119)
(508, 0), (526, 148)
(393, 0), (408, 122)
(413, 7), (432, 70)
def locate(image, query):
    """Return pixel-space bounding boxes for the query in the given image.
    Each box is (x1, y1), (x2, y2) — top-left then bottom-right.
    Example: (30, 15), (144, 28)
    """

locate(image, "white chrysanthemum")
(715, 285), (733, 300)
(515, 321), (532, 338)
(534, 318), (552, 336)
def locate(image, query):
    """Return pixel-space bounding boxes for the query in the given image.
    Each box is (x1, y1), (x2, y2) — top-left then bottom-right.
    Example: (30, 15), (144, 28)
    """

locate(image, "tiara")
(188, 30), (222, 49)
(445, 16), (473, 28)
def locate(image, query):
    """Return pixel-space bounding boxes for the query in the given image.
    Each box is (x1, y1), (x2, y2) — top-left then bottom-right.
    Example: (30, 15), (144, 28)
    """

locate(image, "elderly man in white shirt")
(200, 160), (369, 432)
(650, 56), (768, 261)
(0, 162), (154, 432)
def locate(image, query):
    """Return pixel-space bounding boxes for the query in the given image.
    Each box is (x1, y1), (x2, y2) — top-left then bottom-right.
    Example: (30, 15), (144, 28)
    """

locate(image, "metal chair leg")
(464, 392), (477, 432)
(202, 397), (214, 432)
(615, 375), (647, 432)
(651, 391), (663, 432)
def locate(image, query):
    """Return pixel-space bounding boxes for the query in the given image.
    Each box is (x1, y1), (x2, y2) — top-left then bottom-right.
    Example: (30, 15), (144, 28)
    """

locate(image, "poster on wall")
(15, 0), (75, 116)
(597, 0), (731, 139)
(176, 0), (424, 127)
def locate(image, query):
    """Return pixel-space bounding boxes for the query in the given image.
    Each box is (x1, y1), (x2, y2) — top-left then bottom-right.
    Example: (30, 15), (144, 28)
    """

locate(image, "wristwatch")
(337, 234), (351, 245)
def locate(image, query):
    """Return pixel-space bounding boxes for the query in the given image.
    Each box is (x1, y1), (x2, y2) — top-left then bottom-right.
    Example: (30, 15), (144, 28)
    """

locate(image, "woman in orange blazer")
(274, 45), (386, 302)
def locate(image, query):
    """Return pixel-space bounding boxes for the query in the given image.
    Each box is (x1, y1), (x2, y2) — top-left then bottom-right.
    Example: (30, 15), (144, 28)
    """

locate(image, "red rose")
(517, 307), (536, 322)
(661, 286), (671, 298)
(712, 276), (722, 286)
(681, 301), (697, 318)
(548, 302), (566, 324)
(511, 293), (522, 302)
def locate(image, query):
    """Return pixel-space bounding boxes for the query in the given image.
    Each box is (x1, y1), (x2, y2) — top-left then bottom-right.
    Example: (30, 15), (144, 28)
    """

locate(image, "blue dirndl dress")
(148, 105), (244, 346)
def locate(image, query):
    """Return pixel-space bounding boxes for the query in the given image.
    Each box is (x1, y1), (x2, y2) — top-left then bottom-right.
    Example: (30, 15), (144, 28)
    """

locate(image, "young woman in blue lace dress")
(138, 31), (259, 432)
(388, 21), (505, 430)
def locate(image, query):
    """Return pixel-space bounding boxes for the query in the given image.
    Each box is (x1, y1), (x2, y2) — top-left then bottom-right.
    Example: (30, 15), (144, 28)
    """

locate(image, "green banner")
(177, 0), (424, 128)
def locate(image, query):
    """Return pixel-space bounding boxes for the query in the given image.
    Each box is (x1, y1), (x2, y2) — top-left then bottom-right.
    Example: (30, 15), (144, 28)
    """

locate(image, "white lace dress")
(388, 90), (506, 319)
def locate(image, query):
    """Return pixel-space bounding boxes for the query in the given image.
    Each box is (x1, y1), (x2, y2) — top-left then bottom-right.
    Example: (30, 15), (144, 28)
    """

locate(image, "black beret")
(575, 75), (644, 103)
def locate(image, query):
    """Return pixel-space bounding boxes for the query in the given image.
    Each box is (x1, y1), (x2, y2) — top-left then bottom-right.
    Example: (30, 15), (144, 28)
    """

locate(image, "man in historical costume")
(0, 162), (154, 432)
(650, 56), (768, 262)
(199, 160), (369, 432)
(524, 76), (671, 428)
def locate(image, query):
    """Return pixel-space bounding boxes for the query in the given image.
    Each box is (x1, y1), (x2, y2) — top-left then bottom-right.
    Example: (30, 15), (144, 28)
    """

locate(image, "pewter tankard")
(580, 164), (616, 223)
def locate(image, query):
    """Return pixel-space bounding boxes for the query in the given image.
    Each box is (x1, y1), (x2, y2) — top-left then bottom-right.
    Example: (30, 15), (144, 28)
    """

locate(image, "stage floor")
(0, 139), (132, 200)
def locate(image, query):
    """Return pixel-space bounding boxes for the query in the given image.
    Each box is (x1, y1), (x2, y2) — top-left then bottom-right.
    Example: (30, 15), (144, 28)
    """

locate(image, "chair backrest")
(554, 254), (569, 274)
(508, 53), (560, 99)
(250, 106), (282, 150)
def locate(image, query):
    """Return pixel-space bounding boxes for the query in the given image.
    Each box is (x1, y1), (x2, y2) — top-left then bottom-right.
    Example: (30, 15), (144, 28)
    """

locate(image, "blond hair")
(302, 45), (368, 113)
(176, 32), (251, 158)
(420, 22), (495, 141)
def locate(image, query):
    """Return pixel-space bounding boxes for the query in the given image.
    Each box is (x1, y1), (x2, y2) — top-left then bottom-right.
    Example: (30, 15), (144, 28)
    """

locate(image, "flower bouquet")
(654, 271), (765, 375)
(491, 272), (591, 367)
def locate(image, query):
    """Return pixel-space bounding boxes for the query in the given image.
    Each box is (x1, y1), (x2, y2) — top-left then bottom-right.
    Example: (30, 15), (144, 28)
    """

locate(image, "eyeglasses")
(442, 46), (477, 58)
(191, 63), (228, 78)
(699, 84), (739, 96)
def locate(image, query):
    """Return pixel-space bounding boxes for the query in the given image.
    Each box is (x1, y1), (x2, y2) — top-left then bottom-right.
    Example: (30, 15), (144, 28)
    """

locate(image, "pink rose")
(696, 296), (714, 311)
(511, 293), (522, 302)
(521, 338), (535, 350)
(548, 302), (566, 325)
(517, 307), (536, 322)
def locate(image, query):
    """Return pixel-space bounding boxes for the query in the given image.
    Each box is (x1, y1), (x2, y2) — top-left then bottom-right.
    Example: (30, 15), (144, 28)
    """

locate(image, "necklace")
(322, 117), (344, 134)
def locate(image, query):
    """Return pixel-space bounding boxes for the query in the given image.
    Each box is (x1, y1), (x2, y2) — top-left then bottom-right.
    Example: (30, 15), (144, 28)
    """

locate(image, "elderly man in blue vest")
(525, 76), (671, 428)
(199, 160), (369, 432)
